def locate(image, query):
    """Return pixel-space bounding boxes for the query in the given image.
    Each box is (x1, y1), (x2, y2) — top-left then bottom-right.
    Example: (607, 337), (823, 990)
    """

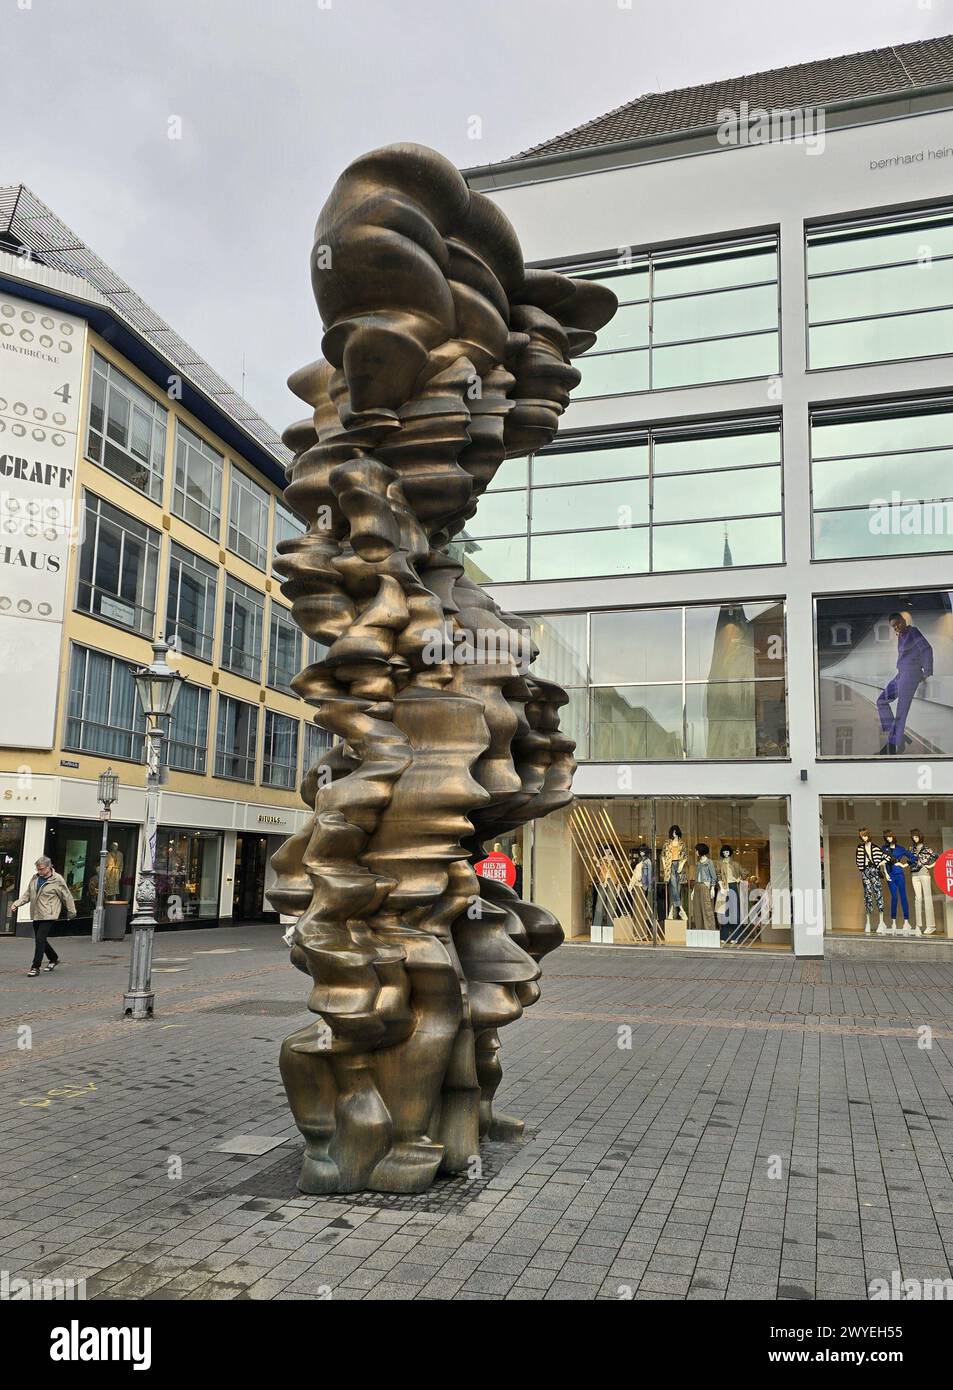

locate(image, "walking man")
(8, 857), (76, 976)
(877, 612), (933, 754)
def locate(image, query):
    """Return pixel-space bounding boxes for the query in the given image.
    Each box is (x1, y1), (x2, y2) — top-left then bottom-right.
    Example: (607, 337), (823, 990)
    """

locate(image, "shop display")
(661, 825), (688, 920)
(880, 831), (914, 934)
(104, 843), (124, 899)
(691, 843), (718, 932)
(716, 845), (748, 942)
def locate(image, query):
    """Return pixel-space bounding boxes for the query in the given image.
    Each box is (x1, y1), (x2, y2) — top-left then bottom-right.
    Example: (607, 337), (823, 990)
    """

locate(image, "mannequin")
(104, 842), (123, 899)
(629, 844), (654, 934)
(717, 845), (747, 943)
(592, 847), (618, 937)
(909, 829), (938, 936)
(661, 826), (687, 920)
(880, 831), (913, 935)
(691, 842), (718, 933)
(855, 828), (888, 935)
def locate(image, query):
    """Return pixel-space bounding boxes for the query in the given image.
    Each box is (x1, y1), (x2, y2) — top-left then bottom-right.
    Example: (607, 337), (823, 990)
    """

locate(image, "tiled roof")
(503, 35), (953, 162)
(0, 183), (291, 467)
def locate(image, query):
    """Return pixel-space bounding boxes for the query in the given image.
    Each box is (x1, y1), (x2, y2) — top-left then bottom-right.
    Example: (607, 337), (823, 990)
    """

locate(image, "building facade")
(465, 37), (953, 957)
(0, 187), (322, 933)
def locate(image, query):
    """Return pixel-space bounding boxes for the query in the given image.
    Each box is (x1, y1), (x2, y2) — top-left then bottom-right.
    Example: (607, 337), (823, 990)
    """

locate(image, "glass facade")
(808, 208), (953, 369)
(457, 420), (782, 582)
(528, 796), (791, 948)
(822, 796), (952, 937)
(76, 492), (160, 636)
(812, 400), (953, 561)
(267, 606), (302, 693)
(528, 600), (787, 760)
(571, 237), (779, 396)
(167, 682), (210, 774)
(86, 352), (167, 501)
(262, 709), (298, 789)
(155, 826), (223, 923)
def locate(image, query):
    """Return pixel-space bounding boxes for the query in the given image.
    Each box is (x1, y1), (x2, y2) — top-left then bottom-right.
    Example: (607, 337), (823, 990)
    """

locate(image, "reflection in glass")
(654, 428), (780, 474)
(653, 284), (777, 344)
(591, 684), (684, 760)
(808, 218), (953, 274)
(590, 609), (683, 685)
(810, 307), (953, 369)
(812, 450), (953, 511)
(457, 535), (528, 583)
(685, 680), (787, 758)
(533, 443), (648, 485)
(652, 515), (782, 571)
(584, 301), (650, 351)
(654, 247), (777, 296)
(813, 506), (953, 561)
(813, 408), (953, 457)
(530, 526), (649, 580)
(529, 613), (589, 687)
(810, 258), (953, 322)
(576, 348), (649, 397)
(684, 601), (784, 682)
(532, 478), (649, 532)
(486, 457), (528, 491)
(653, 465), (781, 524)
(652, 332), (779, 388)
(467, 489), (528, 537)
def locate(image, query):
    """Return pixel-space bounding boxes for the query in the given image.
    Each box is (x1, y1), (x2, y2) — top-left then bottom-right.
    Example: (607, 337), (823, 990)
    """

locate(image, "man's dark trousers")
(32, 922), (59, 970)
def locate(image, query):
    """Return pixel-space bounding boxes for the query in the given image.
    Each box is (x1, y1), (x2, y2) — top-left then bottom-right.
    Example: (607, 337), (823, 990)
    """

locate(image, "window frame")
(227, 467), (271, 570)
(74, 490), (161, 638)
(167, 681), (211, 775)
(262, 709), (299, 789)
(64, 642), (147, 764)
(267, 604), (302, 694)
(214, 693), (259, 783)
(165, 542), (219, 664)
(171, 421), (224, 540)
(220, 575), (264, 682)
(85, 351), (167, 502)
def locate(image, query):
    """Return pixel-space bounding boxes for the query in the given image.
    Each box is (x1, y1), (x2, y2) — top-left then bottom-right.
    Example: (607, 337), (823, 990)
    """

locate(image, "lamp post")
(123, 639), (185, 1020)
(91, 767), (119, 944)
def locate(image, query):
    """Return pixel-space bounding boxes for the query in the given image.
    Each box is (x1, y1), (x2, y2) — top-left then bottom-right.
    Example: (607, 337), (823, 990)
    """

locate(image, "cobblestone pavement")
(2, 925), (953, 1301)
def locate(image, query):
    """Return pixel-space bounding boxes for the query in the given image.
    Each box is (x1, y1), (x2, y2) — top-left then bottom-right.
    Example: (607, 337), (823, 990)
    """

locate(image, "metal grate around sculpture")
(267, 143), (617, 1194)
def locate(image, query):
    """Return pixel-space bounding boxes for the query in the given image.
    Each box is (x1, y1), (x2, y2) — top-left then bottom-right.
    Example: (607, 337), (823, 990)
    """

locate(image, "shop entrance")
(233, 835), (276, 921)
(530, 795), (792, 951)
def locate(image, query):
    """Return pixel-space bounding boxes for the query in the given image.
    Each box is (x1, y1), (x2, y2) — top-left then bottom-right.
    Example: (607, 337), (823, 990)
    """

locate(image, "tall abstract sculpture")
(268, 144), (616, 1194)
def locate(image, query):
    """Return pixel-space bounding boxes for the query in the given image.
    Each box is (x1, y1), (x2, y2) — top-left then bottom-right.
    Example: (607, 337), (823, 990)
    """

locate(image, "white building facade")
(465, 39), (953, 957)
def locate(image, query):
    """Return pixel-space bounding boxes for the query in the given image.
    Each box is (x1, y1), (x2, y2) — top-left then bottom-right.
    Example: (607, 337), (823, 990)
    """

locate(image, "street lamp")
(91, 767), (119, 944)
(123, 639), (185, 1020)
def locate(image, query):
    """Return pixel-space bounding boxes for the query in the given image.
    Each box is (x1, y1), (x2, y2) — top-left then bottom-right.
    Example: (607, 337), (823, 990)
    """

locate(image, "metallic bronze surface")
(269, 143), (616, 1193)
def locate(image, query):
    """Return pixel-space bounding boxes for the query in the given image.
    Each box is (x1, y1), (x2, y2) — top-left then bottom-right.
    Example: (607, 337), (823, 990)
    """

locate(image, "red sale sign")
(933, 850), (953, 898)
(474, 852), (517, 888)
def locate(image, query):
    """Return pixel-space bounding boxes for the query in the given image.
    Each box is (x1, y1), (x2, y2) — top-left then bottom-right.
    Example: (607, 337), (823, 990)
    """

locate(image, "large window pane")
(652, 332), (779, 388)
(168, 683), (210, 774)
(653, 284), (777, 344)
(576, 349), (649, 397)
(528, 613), (589, 687)
(685, 679), (787, 758)
(532, 478), (649, 532)
(221, 577), (264, 680)
(486, 458), (528, 491)
(457, 536), (527, 583)
(653, 246), (777, 296)
(652, 515), (782, 571)
(591, 684), (684, 760)
(533, 443), (648, 485)
(228, 468), (270, 569)
(268, 606), (302, 692)
(654, 429), (780, 474)
(591, 609), (682, 685)
(467, 489), (528, 537)
(810, 259), (953, 322)
(262, 710), (298, 789)
(653, 465), (781, 524)
(810, 307), (953, 368)
(86, 353), (166, 501)
(166, 544), (217, 662)
(173, 424), (223, 538)
(576, 265), (649, 301)
(531, 527), (649, 580)
(65, 644), (146, 761)
(583, 301), (650, 352)
(685, 602), (785, 682)
(808, 217), (953, 274)
(813, 450), (953, 511)
(813, 506), (953, 561)
(215, 695), (258, 781)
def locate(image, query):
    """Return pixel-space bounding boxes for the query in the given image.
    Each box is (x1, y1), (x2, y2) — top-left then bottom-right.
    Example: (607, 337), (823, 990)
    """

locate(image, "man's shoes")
(27, 967), (39, 977)
(42, 960), (59, 972)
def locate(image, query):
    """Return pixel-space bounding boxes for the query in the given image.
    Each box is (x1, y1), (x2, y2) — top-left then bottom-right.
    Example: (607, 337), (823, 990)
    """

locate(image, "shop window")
(165, 543), (218, 663)
(86, 352), (166, 502)
(44, 819), (137, 923)
(227, 468), (270, 570)
(262, 710), (298, 789)
(221, 576), (264, 681)
(267, 606), (302, 693)
(808, 208), (953, 369)
(530, 796), (791, 949)
(172, 422), (223, 539)
(155, 827), (222, 922)
(167, 683), (210, 775)
(821, 795), (951, 936)
(75, 492), (160, 636)
(215, 694), (258, 781)
(0, 816), (26, 922)
(65, 644), (146, 761)
(816, 589), (953, 757)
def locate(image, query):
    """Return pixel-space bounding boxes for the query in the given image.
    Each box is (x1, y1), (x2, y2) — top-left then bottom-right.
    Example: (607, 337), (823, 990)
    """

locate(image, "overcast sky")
(4, 0), (950, 433)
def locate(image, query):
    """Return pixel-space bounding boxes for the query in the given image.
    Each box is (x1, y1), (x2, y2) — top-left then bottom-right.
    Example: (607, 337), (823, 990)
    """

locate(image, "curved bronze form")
(269, 143), (616, 1193)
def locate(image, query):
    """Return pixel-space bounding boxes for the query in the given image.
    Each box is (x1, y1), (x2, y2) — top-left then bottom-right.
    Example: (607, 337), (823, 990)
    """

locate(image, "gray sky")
(4, 0), (950, 433)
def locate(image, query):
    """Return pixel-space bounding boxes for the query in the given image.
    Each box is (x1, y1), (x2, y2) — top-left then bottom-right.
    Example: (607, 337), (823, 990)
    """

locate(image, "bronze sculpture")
(268, 143), (616, 1193)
